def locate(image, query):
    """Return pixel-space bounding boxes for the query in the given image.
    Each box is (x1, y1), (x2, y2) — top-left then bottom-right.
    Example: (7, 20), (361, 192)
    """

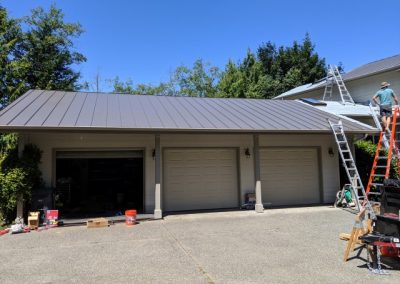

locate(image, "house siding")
(280, 70), (400, 104)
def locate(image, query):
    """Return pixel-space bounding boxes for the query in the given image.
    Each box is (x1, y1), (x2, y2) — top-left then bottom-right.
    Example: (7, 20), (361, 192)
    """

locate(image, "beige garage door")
(164, 148), (239, 211)
(260, 148), (320, 206)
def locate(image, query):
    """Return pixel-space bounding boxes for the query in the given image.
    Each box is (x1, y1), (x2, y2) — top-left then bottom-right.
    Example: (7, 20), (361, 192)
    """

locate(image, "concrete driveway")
(0, 206), (399, 283)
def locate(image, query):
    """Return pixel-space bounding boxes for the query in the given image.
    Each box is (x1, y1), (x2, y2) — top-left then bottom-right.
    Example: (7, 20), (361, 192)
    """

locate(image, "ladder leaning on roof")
(323, 65), (355, 104)
(328, 119), (376, 220)
(365, 106), (400, 196)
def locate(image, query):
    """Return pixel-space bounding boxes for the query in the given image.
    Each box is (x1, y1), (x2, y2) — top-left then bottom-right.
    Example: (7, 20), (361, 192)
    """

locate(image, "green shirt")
(375, 88), (395, 106)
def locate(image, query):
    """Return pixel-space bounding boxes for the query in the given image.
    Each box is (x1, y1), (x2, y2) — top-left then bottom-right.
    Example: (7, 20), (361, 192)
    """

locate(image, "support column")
(253, 134), (264, 213)
(154, 134), (162, 219)
(16, 135), (25, 220)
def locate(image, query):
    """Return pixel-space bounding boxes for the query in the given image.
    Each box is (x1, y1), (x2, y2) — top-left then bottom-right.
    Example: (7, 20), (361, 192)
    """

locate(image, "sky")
(2, 0), (400, 91)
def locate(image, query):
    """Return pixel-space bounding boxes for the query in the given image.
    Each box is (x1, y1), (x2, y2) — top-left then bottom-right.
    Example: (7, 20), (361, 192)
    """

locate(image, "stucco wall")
(25, 132), (340, 213)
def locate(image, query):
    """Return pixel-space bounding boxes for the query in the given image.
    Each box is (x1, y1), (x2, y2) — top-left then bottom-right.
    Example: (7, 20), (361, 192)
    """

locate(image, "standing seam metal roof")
(0, 90), (377, 133)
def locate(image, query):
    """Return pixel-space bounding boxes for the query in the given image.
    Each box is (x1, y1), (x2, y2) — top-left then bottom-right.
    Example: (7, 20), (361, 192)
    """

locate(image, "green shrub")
(0, 134), (43, 223)
(355, 139), (399, 188)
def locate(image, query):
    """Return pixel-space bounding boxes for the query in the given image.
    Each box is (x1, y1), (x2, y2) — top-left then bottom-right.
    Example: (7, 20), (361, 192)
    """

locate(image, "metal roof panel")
(0, 90), (377, 134)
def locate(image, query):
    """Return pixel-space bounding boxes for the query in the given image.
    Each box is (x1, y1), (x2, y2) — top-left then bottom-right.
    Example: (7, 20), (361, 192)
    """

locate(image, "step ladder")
(366, 107), (400, 195)
(329, 120), (376, 220)
(323, 65), (354, 104)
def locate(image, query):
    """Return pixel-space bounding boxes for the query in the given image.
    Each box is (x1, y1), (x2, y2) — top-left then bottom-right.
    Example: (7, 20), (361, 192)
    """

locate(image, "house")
(274, 54), (400, 104)
(0, 90), (377, 218)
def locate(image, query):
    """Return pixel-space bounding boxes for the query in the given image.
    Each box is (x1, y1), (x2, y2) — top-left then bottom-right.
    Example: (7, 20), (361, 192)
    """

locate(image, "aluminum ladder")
(329, 120), (376, 220)
(323, 65), (355, 104)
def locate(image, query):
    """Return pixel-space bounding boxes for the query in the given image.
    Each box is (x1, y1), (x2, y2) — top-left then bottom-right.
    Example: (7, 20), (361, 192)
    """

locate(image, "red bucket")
(125, 209), (137, 226)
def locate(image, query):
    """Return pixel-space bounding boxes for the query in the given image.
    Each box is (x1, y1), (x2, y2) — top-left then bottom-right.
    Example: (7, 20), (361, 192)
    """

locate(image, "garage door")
(164, 149), (239, 211)
(260, 148), (320, 206)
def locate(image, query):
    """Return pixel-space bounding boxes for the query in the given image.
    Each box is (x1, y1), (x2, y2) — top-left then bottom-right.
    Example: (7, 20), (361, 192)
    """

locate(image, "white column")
(16, 135), (25, 219)
(154, 134), (162, 219)
(253, 134), (264, 213)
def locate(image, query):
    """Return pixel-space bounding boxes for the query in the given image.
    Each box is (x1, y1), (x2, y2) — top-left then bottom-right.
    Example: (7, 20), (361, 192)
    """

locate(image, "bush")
(0, 134), (43, 223)
(355, 139), (399, 188)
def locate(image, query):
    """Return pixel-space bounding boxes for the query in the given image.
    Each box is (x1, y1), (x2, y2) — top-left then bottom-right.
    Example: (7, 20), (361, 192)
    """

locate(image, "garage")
(164, 148), (239, 211)
(55, 150), (144, 218)
(260, 147), (321, 206)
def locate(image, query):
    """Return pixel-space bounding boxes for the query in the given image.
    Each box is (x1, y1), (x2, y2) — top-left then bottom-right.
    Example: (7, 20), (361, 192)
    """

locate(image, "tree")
(0, 6), (24, 107)
(17, 5), (86, 91)
(172, 59), (220, 97)
(257, 33), (326, 97)
(110, 59), (220, 97)
(217, 50), (269, 99)
(0, 5), (87, 108)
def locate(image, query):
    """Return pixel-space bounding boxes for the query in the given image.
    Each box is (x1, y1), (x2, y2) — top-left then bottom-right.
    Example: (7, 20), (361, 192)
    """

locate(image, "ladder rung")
(374, 166), (387, 169)
(368, 192), (381, 196)
(371, 183), (383, 186)
(373, 174), (385, 177)
(376, 157), (388, 160)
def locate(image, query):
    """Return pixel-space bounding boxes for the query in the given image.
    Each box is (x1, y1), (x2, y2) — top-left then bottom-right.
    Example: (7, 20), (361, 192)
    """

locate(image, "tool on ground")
(323, 65), (354, 104)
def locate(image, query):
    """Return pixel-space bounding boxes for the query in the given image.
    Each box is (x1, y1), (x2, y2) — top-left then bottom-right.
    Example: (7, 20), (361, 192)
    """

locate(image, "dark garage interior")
(55, 151), (143, 218)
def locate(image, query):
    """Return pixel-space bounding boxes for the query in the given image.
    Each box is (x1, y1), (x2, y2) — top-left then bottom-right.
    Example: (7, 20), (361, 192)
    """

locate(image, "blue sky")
(3, 0), (400, 91)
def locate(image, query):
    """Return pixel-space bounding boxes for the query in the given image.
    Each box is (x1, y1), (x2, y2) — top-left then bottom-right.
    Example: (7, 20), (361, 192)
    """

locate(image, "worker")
(372, 81), (398, 131)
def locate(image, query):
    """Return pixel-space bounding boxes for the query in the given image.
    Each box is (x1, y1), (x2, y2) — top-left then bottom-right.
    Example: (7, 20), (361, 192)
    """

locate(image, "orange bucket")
(125, 209), (137, 226)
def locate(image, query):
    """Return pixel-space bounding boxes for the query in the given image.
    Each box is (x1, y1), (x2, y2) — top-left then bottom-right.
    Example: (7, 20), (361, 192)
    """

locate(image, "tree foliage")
(0, 134), (43, 223)
(217, 51), (270, 98)
(0, 6), (24, 106)
(0, 5), (86, 108)
(257, 33), (326, 97)
(111, 59), (220, 97)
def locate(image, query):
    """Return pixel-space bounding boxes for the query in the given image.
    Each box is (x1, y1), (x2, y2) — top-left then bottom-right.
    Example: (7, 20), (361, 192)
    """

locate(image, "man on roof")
(372, 81), (399, 131)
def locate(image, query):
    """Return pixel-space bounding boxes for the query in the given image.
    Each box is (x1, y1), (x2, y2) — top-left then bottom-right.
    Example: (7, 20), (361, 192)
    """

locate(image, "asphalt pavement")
(0, 206), (399, 283)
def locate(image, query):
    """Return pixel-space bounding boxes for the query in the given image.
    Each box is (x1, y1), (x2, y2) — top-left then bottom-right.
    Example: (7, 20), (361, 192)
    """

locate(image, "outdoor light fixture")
(328, 147), (334, 157)
(245, 148), (251, 158)
(152, 149), (155, 160)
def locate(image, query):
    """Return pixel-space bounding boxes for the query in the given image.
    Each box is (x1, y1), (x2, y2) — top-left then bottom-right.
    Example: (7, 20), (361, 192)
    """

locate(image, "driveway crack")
(161, 223), (215, 284)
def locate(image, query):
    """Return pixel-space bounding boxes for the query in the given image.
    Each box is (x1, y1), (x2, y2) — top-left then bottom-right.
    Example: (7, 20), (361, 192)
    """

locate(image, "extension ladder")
(329, 120), (376, 220)
(323, 65), (355, 104)
(366, 107), (400, 195)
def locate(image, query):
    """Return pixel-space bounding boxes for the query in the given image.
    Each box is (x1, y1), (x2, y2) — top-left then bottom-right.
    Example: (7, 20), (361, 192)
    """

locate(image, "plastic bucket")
(125, 209), (137, 226)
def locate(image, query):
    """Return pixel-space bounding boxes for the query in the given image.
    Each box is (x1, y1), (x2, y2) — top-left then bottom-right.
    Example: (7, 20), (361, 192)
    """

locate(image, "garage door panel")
(260, 148), (320, 206)
(164, 149), (238, 211)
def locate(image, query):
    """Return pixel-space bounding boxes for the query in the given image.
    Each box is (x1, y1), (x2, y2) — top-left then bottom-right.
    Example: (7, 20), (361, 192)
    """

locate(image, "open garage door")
(260, 148), (321, 206)
(55, 150), (144, 217)
(164, 148), (239, 211)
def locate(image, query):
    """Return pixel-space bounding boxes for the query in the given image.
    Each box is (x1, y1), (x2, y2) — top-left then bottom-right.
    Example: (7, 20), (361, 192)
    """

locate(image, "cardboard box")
(87, 218), (109, 228)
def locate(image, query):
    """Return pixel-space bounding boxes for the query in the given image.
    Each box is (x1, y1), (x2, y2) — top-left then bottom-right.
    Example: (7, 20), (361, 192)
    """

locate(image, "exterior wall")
(346, 70), (400, 103)
(25, 132), (339, 213)
(280, 70), (400, 104)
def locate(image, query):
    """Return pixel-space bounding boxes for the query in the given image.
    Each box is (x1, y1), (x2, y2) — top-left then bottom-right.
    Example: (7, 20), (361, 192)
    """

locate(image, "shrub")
(0, 134), (43, 223)
(355, 139), (399, 188)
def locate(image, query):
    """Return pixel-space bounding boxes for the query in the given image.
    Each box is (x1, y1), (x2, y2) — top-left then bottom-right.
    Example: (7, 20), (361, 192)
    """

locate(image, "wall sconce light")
(245, 148), (251, 158)
(328, 147), (334, 157)
(152, 149), (155, 160)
